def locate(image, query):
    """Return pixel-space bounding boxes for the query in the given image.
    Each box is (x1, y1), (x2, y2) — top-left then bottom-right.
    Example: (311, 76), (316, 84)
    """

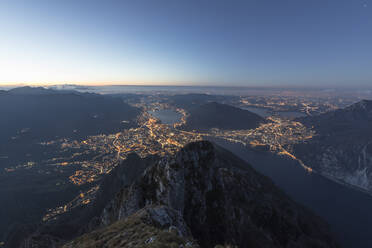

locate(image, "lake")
(209, 138), (372, 248)
(148, 109), (182, 125)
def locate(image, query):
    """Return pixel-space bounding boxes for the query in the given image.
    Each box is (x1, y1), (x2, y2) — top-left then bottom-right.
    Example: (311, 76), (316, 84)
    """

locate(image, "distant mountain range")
(8, 86), (76, 95)
(293, 100), (372, 192)
(184, 102), (266, 131)
(17, 141), (340, 248)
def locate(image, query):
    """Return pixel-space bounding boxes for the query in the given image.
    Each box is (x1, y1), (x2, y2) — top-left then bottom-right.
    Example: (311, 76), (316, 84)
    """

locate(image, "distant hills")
(8, 86), (75, 95)
(184, 102), (266, 131)
(0, 87), (140, 143)
(293, 100), (372, 192)
(18, 141), (339, 248)
(166, 93), (235, 111)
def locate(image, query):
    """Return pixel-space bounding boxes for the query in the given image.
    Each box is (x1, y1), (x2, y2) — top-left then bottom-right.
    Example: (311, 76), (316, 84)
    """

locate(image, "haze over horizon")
(1, 0), (371, 87)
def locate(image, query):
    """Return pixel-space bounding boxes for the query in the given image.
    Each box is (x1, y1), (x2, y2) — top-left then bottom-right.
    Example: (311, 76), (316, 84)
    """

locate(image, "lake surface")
(148, 109), (182, 125)
(241, 106), (306, 119)
(209, 138), (372, 248)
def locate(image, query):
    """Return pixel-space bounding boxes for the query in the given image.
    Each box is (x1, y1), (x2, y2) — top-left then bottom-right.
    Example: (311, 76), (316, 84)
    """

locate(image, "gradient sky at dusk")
(0, 0), (371, 86)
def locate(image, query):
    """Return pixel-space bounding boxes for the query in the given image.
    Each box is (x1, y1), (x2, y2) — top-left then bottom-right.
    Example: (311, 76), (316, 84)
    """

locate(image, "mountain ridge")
(45, 141), (341, 248)
(293, 99), (372, 192)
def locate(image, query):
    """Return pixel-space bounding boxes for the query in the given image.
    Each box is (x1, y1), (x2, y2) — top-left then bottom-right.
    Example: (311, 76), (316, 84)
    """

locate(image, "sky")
(0, 0), (371, 87)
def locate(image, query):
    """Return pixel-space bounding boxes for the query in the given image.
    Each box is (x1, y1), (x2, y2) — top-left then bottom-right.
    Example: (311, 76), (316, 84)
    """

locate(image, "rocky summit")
(63, 141), (339, 248)
(63, 206), (199, 248)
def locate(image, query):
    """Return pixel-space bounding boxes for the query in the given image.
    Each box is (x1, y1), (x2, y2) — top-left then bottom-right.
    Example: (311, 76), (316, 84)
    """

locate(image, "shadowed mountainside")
(184, 102), (266, 131)
(22, 141), (342, 248)
(0, 87), (140, 144)
(293, 100), (372, 192)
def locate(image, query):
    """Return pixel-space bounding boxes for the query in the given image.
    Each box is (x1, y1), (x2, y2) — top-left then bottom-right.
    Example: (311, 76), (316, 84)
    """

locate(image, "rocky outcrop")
(95, 141), (339, 248)
(63, 206), (199, 248)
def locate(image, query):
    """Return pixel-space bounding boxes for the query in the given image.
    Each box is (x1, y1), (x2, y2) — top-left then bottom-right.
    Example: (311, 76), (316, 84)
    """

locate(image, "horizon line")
(1, 82), (372, 90)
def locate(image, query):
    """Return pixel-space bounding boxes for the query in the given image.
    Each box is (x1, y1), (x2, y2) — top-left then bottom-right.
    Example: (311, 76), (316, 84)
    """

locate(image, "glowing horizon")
(1, 1), (371, 88)
(0, 81), (198, 87)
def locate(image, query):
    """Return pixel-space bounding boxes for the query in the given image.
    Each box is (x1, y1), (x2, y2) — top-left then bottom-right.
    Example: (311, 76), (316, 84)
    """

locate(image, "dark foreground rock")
(19, 141), (339, 248)
(73, 141), (339, 248)
(63, 206), (199, 248)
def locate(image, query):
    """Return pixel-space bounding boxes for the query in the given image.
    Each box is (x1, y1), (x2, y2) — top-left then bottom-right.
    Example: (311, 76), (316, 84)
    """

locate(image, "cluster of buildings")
(238, 95), (344, 115)
(33, 99), (318, 223)
(43, 185), (100, 222)
(209, 116), (315, 161)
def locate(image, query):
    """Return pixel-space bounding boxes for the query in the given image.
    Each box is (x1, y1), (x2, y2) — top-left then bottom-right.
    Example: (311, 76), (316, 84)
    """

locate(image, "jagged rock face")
(294, 100), (372, 192)
(100, 141), (339, 248)
(294, 140), (372, 191)
(63, 206), (199, 248)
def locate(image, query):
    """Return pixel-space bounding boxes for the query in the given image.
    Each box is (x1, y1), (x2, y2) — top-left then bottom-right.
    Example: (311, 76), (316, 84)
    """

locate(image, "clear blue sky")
(0, 0), (371, 87)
